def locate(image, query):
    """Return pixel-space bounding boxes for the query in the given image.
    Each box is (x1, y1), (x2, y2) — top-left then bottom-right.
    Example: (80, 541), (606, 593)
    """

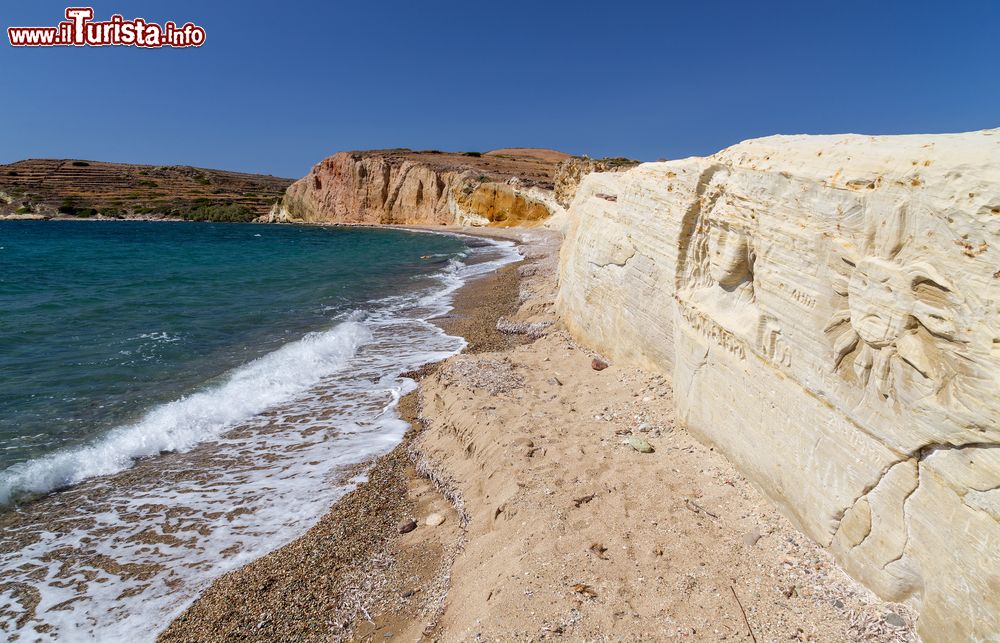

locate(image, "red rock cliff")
(273, 148), (569, 226)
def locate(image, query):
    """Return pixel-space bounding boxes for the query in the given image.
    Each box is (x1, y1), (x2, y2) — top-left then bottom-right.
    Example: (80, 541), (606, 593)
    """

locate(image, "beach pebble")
(884, 612), (906, 628)
(629, 436), (654, 453)
(591, 358), (609, 371)
(637, 422), (651, 433)
(512, 437), (534, 456)
(743, 528), (762, 547)
(425, 512), (445, 527)
(397, 518), (417, 534)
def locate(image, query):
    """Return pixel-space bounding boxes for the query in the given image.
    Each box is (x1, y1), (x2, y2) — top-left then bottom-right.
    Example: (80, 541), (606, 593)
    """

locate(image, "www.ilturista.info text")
(8, 8), (206, 48)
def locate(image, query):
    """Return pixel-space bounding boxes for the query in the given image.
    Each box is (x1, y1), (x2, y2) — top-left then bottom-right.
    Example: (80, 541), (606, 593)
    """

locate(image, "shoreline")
(0, 224), (521, 640)
(0, 223), (490, 507)
(159, 227), (534, 641)
(0, 214), (190, 222)
(1, 222), (922, 641)
(161, 227), (918, 642)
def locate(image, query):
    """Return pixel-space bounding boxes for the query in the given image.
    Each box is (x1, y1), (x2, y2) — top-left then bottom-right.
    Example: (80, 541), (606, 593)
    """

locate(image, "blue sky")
(2, 1), (997, 178)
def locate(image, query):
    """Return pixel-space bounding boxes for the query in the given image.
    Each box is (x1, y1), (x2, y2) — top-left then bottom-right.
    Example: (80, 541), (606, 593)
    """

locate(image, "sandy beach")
(160, 227), (918, 642)
(7, 3), (997, 638)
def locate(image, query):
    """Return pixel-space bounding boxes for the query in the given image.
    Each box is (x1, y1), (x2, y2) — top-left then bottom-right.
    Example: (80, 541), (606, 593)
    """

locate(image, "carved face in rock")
(825, 207), (957, 400)
(847, 257), (910, 348)
(708, 225), (752, 287)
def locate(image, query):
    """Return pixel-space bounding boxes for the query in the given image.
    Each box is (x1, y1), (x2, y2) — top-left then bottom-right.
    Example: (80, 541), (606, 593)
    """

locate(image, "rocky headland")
(269, 148), (642, 229)
(269, 148), (566, 227)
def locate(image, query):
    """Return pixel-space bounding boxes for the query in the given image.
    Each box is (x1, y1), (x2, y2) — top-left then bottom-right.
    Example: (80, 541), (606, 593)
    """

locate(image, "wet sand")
(0, 224), (491, 640)
(159, 230), (526, 642)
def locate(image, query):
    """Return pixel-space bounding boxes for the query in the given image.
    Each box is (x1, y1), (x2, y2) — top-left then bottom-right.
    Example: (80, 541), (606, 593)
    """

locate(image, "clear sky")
(2, 1), (998, 178)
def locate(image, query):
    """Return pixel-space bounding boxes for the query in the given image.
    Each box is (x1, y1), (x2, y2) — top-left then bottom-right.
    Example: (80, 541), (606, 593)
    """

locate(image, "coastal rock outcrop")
(557, 129), (1000, 642)
(278, 148), (568, 226)
(553, 156), (640, 208)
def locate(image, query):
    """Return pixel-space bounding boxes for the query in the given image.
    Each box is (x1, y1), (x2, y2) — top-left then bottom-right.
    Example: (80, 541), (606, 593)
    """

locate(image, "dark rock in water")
(397, 518), (417, 534)
(591, 358), (609, 371)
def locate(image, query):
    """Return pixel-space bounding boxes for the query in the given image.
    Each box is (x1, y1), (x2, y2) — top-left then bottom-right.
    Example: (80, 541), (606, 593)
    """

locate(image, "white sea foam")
(0, 231), (520, 642)
(0, 319), (372, 505)
(135, 331), (182, 342)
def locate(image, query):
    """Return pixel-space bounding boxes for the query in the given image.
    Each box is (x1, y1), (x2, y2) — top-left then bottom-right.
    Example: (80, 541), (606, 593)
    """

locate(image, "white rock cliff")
(557, 129), (1000, 642)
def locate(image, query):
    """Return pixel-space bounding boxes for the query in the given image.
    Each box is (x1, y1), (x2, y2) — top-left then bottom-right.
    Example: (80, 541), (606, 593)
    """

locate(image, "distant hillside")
(0, 159), (294, 221)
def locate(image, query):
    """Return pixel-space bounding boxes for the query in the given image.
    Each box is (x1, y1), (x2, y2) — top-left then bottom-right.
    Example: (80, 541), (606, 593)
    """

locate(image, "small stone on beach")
(629, 436), (653, 453)
(425, 512), (445, 527)
(884, 612), (906, 628)
(397, 518), (417, 534)
(591, 358), (609, 371)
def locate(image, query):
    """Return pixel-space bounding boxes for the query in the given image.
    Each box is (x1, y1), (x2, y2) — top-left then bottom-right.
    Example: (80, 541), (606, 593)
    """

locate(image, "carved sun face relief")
(825, 206), (957, 401)
(847, 257), (911, 348)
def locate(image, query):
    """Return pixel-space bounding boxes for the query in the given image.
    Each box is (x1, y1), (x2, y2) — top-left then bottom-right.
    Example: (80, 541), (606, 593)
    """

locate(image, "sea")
(0, 220), (518, 641)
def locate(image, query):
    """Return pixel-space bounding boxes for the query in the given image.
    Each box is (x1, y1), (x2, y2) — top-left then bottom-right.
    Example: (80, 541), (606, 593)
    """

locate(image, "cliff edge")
(557, 129), (1000, 642)
(272, 148), (569, 226)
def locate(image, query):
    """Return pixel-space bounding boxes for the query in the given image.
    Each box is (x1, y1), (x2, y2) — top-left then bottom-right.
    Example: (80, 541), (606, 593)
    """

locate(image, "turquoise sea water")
(0, 220), (519, 640)
(0, 221), (469, 484)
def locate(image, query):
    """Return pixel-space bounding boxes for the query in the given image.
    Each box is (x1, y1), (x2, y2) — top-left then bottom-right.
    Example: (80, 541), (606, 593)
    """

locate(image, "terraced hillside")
(0, 159), (293, 221)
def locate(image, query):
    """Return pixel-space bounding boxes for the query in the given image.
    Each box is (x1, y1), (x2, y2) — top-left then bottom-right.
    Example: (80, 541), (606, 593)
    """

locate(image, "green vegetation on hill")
(595, 156), (641, 168)
(182, 203), (256, 221)
(0, 159), (293, 221)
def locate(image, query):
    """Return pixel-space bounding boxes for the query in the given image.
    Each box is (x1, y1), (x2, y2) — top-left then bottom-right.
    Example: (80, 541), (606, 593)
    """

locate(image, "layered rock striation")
(552, 155), (640, 208)
(557, 129), (1000, 641)
(273, 148), (569, 226)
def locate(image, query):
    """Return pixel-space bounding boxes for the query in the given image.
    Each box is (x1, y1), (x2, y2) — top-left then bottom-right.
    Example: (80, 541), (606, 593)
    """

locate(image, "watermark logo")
(8, 7), (206, 48)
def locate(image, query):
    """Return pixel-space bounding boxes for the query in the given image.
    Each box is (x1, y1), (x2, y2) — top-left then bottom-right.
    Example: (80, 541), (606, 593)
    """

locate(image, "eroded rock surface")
(276, 148), (568, 226)
(553, 156), (640, 208)
(557, 129), (1000, 642)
